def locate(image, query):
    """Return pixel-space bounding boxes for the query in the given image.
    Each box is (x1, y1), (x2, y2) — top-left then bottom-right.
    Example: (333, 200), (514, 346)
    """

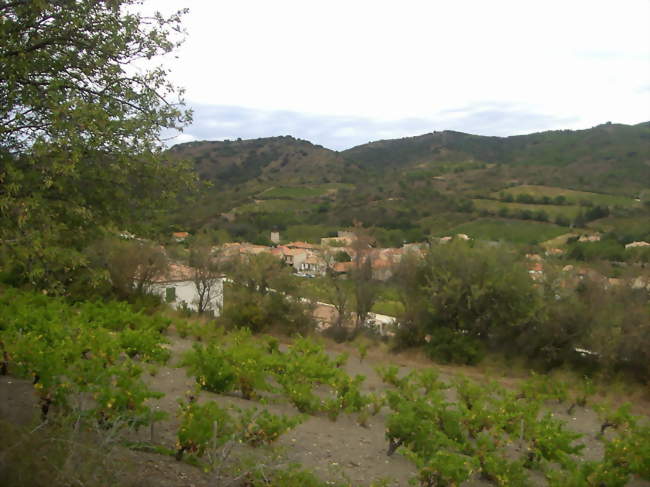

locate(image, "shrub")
(425, 328), (485, 365)
(182, 343), (237, 395)
(0, 289), (167, 424)
(181, 330), (270, 399)
(175, 401), (235, 460)
(238, 408), (304, 447)
(421, 241), (541, 350)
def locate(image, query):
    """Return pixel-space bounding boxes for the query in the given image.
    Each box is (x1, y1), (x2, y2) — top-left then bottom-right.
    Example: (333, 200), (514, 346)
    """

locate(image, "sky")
(144, 0), (650, 151)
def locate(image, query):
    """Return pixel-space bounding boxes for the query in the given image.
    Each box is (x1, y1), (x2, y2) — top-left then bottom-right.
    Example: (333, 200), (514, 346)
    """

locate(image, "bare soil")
(1, 328), (649, 486)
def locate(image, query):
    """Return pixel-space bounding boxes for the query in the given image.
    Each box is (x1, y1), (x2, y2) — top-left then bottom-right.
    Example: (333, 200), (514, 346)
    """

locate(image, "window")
(165, 287), (176, 302)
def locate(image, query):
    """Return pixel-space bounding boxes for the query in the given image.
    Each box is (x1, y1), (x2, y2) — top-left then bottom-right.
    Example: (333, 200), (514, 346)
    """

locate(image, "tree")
(322, 250), (351, 334)
(222, 253), (314, 334)
(422, 241), (540, 346)
(0, 1), (194, 292)
(350, 225), (378, 331)
(392, 250), (427, 348)
(229, 253), (294, 296)
(333, 250), (352, 263)
(90, 236), (168, 299)
(189, 239), (222, 314)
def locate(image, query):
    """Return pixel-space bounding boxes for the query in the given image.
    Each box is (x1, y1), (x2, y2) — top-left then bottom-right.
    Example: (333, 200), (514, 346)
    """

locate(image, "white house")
(150, 263), (224, 316)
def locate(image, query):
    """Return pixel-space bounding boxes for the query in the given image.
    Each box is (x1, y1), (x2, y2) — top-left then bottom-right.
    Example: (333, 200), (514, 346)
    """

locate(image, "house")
(219, 242), (243, 259)
(528, 261), (544, 280)
(364, 313), (398, 337)
(270, 231), (280, 244)
(276, 246), (308, 271)
(578, 233), (601, 243)
(380, 247), (404, 264)
(150, 263), (224, 316)
(298, 252), (326, 276)
(631, 276), (650, 291)
(332, 261), (353, 276)
(526, 253), (543, 262)
(607, 278), (624, 289)
(625, 241), (650, 249)
(240, 243), (272, 256)
(219, 242), (272, 261)
(172, 231), (190, 242)
(371, 257), (394, 281)
(545, 247), (566, 257)
(402, 242), (427, 256)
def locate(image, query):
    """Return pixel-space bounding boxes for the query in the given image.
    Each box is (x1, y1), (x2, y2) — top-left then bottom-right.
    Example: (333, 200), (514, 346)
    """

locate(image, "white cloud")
(163, 102), (578, 150)
(144, 0), (650, 138)
(166, 133), (197, 144)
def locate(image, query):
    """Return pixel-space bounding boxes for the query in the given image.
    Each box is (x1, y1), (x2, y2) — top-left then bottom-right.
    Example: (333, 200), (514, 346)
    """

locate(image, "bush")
(221, 286), (315, 335)
(0, 288), (168, 425)
(237, 408), (304, 447)
(421, 241), (540, 349)
(425, 328), (485, 365)
(181, 329), (270, 399)
(176, 401), (235, 460)
(182, 342), (238, 395)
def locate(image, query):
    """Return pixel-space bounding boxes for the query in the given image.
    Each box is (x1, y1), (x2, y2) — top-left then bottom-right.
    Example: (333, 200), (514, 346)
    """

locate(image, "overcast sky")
(146, 0), (650, 150)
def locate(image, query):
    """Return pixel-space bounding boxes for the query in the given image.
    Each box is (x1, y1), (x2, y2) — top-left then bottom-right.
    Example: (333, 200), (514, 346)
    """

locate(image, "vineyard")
(1, 287), (649, 486)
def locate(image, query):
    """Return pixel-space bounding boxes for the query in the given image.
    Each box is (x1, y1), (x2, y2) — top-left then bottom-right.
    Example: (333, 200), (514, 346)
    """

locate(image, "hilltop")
(167, 122), (650, 248)
(168, 135), (347, 186)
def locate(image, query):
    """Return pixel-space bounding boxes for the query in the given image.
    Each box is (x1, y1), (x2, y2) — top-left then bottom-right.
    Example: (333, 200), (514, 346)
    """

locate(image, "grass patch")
(540, 232), (578, 248)
(283, 225), (337, 243)
(473, 198), (582, 220)
(235, 199), (318, 214)
(495, 185), (638, 208)
(0, 420), (148, 487)
(372, 300), (404, 316)
(258, 184), (352, 200)
(437, 218), (568, 244)
(417, 212), (474, 234)
(587, 215), (650, 240)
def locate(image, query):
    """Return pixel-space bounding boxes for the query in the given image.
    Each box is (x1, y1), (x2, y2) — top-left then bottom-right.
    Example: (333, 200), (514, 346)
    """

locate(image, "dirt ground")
(1, 328), (650, 486)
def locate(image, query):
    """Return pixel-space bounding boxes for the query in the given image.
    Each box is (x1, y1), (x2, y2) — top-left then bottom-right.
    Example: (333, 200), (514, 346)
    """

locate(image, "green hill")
(168, 136), (347, 187)
(342, 122), (650, 194)
(166, 123), (650, 247)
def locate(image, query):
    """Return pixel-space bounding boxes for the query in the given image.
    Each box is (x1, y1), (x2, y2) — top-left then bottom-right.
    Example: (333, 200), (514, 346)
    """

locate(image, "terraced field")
(258, 184), (353, 200)
(494, 185), (639, 208)
(473, 199), (582, 220)
(435, 218), (569, 244)
(587, 215), (650, 240)
(234, 198), (319, 214)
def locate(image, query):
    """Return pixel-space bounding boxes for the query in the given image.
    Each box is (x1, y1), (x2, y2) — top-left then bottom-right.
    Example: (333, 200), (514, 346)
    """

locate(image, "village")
(153, 229), (650, 335)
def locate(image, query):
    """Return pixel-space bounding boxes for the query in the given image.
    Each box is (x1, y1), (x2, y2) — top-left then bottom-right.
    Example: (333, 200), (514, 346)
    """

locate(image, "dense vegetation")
(0, 288), (170, 426)
(379, 367), (650, 486)
(391, 241), (650, 380)
(0, 0), (195, 292)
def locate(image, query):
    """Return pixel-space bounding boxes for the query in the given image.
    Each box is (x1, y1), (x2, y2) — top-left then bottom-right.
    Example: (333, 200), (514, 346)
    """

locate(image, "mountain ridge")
(166, 122), (649, 245)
